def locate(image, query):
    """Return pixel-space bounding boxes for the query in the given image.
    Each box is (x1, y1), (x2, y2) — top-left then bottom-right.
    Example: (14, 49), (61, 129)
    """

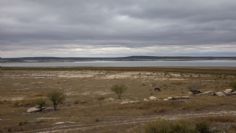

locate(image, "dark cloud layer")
(0, 0), (236, 57)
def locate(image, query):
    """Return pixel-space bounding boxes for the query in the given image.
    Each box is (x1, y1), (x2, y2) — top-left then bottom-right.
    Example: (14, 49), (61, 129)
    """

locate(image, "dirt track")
(19, 110), (236, 133)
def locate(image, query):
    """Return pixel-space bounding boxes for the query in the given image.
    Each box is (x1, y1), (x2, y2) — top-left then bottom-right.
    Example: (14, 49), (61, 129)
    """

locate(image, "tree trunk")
(118, 94), (122, 99)
(53, 103), (57, 111)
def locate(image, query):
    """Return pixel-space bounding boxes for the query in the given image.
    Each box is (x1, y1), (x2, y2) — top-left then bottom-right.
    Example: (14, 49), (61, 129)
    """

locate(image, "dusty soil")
(20, 111), (236, 133)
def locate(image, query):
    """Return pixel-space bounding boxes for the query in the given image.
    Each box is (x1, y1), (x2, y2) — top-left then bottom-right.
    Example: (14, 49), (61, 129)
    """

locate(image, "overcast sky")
(0, 0), (236, 57)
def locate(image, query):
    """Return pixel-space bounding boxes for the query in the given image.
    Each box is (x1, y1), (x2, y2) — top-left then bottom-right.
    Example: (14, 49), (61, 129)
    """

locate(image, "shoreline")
(1, 66), (236, 75)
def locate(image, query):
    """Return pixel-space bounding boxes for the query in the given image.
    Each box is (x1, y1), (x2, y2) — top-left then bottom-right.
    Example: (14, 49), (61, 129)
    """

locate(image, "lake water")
(1, 60), (236, 67)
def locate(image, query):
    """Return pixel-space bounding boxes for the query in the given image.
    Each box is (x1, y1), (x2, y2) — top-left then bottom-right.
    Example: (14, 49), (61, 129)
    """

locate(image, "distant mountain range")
(1, 56), (236, 63)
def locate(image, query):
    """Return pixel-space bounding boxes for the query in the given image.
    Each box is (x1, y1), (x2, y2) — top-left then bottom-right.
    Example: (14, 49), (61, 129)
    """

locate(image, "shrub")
(230, 81), (236, 91)
(111, 84), (127, 99)
(145, 120), (211, 133)
(188, 83), (200, 91)
(35, 98), (46, 112)
(97, 96), (105, 101)
(187, 83), (201, 94)
(73, 100), (79, 105)
(145, 120), (172, 133)
(18, 121), (28, 126)
(195, 122), (210, 133)
(145, 120), (196, 133)
(48, 90), (65, 111)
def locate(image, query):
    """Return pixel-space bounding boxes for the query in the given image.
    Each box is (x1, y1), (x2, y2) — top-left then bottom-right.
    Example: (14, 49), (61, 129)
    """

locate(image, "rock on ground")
(54, 121), (76, 125)
(105, 97), (115, 102)
(163, 97), (174, 101)
(27, 107), (41, 113)
(189, 90), (202, 95)
(120, 100), (139, 104)
(164, 96), (190, 101)
(215, 92), (226, 97)
(149, 96), (157, 101)
(143, 98), (149, 102)
(231, 91), (236, 95)
(199, 91), (215, 96)
(224, 89), (233, 94)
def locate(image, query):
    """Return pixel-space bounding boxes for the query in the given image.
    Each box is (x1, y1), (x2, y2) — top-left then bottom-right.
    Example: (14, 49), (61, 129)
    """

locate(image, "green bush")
(48, 90), (65, 111)
(111, 84), (127, 99)
(35, 98), (46, 112)
(230, 81), (236, 91)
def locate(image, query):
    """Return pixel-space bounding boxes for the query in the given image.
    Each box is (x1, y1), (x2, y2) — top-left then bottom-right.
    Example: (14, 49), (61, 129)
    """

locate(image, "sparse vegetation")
(195, 122), (211, 133)
(188, 82), (202, 94)
(47, 90), (65, 111)
(111, 84), (127, 99)
(35, 98), (46, 112)
(18, 121), (28, 126)
(144, 120), (211, 133)
(230, 81), (236, 91)
(1, 68), (236, 132)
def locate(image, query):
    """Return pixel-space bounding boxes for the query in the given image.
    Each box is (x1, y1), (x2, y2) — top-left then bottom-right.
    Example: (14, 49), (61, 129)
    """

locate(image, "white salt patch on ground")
(80, 91), (112, 96)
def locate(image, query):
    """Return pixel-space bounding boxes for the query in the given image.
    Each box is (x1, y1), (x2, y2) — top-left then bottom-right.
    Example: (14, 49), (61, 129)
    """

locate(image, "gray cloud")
(0, 0), (236, 57)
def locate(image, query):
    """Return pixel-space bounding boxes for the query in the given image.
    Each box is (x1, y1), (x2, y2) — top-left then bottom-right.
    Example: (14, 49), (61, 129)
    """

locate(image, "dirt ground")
(0, 67), (236, 133)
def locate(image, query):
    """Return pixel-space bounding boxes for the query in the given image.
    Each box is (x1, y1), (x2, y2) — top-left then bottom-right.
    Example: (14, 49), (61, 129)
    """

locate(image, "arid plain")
(0, 67), (236, 133)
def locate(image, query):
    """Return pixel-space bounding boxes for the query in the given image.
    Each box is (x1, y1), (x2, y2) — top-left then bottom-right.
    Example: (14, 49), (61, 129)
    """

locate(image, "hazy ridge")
(1, 56), (236, 63)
